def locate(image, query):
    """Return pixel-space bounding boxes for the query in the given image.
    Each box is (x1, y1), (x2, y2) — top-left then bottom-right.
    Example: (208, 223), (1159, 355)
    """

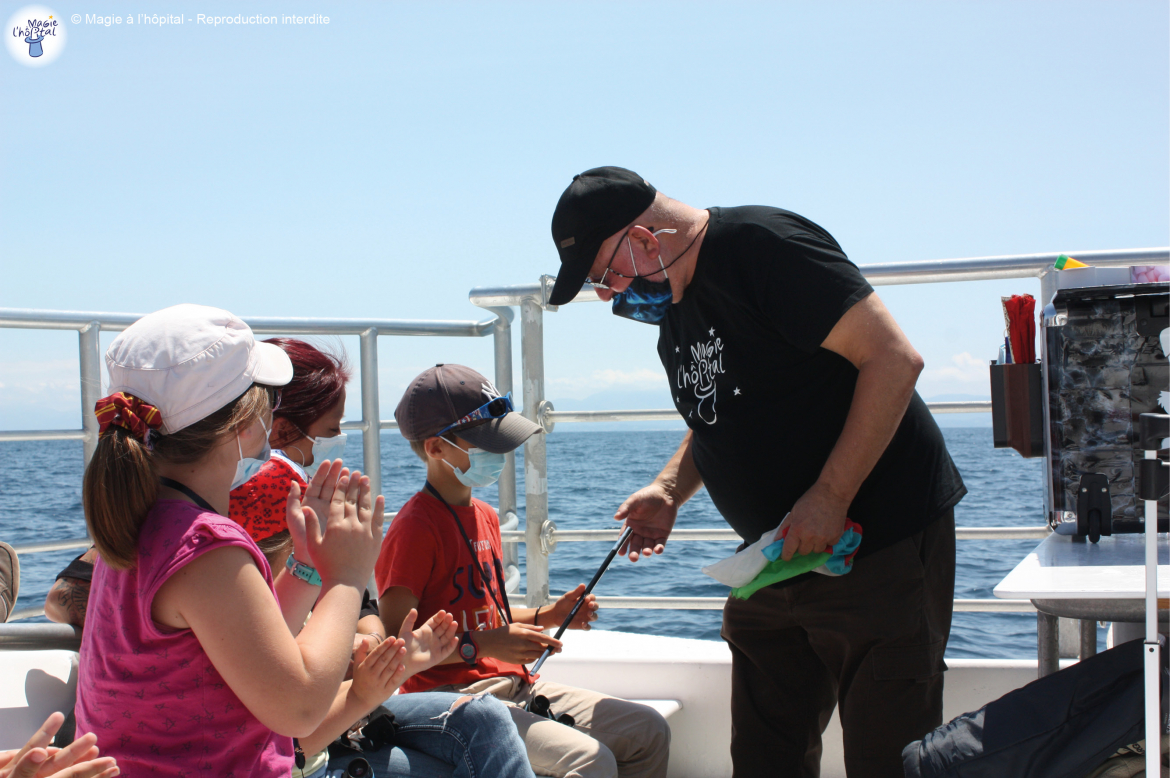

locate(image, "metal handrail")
(500, 526), (1050, 543)
(543, 401), (992, 427)
(4, 247), (1163, 634)
(0, 309), (499, 336)
(469, 248), (1170, 611)
(502, 596), (1037, 613)
(468, 248), (1169, 307)
(0, 307), (505, 509)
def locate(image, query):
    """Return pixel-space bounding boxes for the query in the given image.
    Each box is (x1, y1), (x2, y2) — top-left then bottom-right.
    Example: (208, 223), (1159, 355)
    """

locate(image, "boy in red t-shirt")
(377, 364), (671, 778)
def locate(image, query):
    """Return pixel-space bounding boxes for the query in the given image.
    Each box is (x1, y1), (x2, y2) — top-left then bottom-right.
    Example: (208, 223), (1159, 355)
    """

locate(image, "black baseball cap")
(549, 166), (657, 306)
(395, 364), (542, 454)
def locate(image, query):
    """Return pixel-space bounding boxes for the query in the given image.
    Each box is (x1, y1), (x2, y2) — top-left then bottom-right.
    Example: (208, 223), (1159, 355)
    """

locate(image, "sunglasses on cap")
(435, 393), (514, 438)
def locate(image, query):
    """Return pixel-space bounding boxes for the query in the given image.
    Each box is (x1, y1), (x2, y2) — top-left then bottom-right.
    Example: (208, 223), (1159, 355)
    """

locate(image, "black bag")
(903, 637), (1167, 778)
(328, 705), (398, 760)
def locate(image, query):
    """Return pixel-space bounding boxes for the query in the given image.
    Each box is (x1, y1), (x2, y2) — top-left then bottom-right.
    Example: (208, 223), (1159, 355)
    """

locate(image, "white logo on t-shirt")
(675, 330), (726, 425)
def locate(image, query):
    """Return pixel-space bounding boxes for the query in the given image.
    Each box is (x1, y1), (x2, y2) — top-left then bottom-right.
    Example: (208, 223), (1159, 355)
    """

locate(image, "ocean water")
(0, 427), (1068, 658)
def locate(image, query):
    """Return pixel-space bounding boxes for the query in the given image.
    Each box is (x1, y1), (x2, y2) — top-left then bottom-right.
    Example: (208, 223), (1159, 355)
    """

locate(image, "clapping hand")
(285, 459), (348, 563)
(291, 461), (385, 589)
(351, 637), (409, 709)
(397, 608), (459, 674)
(0, 712), (118, 778)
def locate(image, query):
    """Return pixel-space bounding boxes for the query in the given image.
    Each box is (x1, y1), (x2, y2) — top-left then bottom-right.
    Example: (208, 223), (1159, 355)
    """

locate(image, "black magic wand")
(529, 525), (635, 676)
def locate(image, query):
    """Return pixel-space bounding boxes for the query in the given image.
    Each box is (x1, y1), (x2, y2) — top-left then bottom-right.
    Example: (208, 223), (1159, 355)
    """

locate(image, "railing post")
(359, 328), (382, 502)
(520, 297), (550, 607)
(486, 306), (520, 572)
(79, 322), (102, 465)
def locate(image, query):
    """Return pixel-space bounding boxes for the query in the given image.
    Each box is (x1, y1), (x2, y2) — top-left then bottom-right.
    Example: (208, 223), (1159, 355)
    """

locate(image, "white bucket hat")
(105, 304), (293, 434)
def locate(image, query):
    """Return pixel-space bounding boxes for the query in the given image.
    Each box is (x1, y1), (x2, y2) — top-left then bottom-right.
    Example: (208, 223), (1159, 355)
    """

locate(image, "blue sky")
(1, 0), (1167, 431)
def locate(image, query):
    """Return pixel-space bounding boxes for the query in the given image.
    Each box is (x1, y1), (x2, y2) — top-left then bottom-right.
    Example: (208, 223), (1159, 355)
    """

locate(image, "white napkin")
(701, 515), (787, 587)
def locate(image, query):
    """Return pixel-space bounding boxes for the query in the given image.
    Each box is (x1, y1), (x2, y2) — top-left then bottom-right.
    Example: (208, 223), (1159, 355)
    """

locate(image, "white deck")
(538, 629), (1052, 778)
(994, 532), (1169, 600)
(0, 631), (1062, 774)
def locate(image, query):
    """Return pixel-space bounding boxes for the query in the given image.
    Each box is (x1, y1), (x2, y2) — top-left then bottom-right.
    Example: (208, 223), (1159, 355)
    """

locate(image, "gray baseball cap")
(395, 364), (541, 454)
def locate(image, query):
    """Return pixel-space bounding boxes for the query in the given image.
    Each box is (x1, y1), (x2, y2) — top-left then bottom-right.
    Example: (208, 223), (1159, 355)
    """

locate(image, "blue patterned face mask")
(611, 229), (676, 325)
(611, 276), (674, 324)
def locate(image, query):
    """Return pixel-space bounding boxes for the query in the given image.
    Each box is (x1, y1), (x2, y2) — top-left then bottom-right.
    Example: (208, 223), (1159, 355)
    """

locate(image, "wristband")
(285, 554), (322, 587)
(534, 605), (543, 627)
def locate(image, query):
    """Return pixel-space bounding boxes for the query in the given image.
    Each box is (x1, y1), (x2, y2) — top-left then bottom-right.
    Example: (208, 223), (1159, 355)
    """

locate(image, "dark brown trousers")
(721, 511), (956, 778)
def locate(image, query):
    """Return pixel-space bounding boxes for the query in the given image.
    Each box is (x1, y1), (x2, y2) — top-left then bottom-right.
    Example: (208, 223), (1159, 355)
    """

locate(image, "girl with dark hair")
(230, 338), (536, 778)
(231, 338), (352, 570)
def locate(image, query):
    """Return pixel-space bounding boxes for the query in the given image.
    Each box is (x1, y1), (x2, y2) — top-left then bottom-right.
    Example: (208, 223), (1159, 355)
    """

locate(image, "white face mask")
(301, 431), (347, 477)
(232, 417), (271, 490)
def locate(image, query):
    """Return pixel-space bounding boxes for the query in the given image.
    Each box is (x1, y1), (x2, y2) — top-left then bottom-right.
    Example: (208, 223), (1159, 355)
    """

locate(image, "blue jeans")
(306, 691), (534, 778)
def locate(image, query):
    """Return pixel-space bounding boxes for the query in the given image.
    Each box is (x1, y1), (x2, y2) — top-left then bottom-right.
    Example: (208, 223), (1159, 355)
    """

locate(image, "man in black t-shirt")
(547, 167), (966, 778)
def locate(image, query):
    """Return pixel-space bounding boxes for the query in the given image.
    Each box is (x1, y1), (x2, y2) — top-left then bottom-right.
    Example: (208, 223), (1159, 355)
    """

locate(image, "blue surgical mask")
(611, 229), (676, 325)
(442, 438), (506, 488)
(232, 418), (272, 490)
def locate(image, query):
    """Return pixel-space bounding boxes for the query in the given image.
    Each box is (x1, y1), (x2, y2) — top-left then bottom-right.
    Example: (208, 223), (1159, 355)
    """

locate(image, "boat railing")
(1, 246), (1166, 636)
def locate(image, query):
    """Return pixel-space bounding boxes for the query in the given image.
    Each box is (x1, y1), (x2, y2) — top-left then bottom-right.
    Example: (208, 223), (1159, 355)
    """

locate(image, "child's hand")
(546, 583), (599, 631)
(396, 608), (459, 674)
(286, 460), (347, 565)
(476, 623), (562, 665)
(299, 464), (385, 589)
(352, 636), (408, 709)
(0, 712), (118, 778)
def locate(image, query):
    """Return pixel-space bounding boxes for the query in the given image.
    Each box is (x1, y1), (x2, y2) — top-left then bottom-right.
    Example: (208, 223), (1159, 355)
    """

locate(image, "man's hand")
(776, 481), (850, 561)
(475, 622), (563, 664)
(545, 583), (599, 630)
(614, 482), (680, 562)
(397, 608), (459, 674)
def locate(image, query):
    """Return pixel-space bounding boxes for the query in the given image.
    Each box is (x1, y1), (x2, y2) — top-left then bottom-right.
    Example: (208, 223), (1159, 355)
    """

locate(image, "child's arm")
(152, 465), (384, 738)
(43, 549), (97, 629)
(379, 586), (561, 666)
(508, 583), (599, 630)
(296, 636), (409, 756)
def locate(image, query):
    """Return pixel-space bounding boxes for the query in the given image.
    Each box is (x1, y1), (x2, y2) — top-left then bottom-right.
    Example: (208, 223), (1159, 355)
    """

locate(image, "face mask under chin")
(611, 276), (673, 324)
(609, 229), (675, 325)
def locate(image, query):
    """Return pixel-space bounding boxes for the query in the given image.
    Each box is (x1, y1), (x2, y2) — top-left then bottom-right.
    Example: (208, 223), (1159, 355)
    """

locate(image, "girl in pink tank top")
(74, 306), (388, 778)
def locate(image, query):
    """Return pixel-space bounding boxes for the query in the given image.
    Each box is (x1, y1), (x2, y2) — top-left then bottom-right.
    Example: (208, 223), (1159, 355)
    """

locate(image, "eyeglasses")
(586, 231), (631, 291)
(264, 387), (283, 413)
(587, 227), (677, 291)
(435, 393), (514, 438)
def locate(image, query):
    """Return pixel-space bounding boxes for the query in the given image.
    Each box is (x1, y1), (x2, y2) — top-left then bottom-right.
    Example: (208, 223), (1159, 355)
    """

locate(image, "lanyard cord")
(424, 482), (514, 627)
(158, 477), (217, 513)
